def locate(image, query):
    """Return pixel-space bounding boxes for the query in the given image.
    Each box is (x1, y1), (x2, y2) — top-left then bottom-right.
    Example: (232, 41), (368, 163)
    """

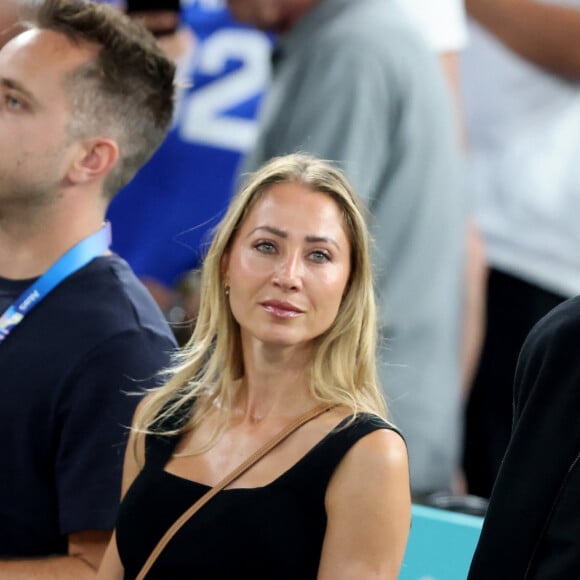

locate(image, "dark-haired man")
(0, 0), (177, 575)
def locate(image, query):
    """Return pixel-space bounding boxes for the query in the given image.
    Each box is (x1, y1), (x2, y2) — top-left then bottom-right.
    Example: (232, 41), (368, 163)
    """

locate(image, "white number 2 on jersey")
(180, 28), (271, 153)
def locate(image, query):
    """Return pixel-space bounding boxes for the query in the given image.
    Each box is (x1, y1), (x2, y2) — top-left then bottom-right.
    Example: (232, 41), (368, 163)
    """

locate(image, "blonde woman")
(98, 153), (411, 580)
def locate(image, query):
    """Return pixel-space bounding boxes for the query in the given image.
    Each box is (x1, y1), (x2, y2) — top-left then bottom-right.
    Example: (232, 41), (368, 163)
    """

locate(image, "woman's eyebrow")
(248, 226), (340, 250)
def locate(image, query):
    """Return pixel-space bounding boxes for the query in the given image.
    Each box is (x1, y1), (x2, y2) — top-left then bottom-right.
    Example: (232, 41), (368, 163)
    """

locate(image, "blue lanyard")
(0, 223), (112, 344)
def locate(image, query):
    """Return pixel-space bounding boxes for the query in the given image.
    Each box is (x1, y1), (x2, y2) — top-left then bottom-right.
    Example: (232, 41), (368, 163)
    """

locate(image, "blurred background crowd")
(2, 0), (578, 505)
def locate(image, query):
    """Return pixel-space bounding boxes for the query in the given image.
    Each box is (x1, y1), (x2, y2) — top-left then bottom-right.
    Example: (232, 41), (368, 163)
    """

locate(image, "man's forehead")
(0, 28), (96, 70)
(0, 28), (97, 107)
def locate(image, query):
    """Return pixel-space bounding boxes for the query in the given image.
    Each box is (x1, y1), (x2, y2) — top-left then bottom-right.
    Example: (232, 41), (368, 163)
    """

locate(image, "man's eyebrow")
(248, 226), (341, 249)
(1, 78), (38, 105)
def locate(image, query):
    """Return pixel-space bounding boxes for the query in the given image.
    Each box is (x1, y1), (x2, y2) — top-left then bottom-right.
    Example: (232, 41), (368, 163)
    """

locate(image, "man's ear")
(67, 138), (119, 185)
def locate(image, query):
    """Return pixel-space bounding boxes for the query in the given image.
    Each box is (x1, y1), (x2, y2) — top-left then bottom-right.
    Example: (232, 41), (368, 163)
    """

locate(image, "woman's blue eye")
(310, 250), (331, 263)
(255, 241), (276, 253)
(5, 95), (22, 110)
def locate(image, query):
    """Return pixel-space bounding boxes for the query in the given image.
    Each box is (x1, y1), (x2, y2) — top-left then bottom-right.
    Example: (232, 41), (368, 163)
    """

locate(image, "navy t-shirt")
(0, 255), (176, 557)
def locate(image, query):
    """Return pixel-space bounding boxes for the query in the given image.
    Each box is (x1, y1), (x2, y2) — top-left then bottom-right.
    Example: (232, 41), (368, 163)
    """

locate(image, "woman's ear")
(220, 252), (230, 288)
(67, 138), (119, 186)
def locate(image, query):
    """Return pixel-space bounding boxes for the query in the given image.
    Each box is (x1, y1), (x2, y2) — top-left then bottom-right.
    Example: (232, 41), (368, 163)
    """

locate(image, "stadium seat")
(399, 504), (483, 579)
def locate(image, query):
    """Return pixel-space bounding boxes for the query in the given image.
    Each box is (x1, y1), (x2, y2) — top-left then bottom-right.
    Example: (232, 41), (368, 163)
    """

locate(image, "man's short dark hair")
(25, 0), (176, 198)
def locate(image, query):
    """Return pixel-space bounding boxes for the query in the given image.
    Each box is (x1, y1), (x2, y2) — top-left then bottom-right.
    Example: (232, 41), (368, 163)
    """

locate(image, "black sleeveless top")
(116, 411), (398, 579)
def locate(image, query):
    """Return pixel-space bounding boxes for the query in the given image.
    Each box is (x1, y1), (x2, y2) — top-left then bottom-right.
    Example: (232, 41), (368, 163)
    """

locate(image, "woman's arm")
(96, 397), (149, 580)
(96, 531), (123, 580)
(318, 429), (411, 579)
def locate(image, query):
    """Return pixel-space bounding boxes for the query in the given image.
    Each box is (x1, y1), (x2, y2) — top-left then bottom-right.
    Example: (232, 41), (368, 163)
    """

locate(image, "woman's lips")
(260, 300), (304, 318)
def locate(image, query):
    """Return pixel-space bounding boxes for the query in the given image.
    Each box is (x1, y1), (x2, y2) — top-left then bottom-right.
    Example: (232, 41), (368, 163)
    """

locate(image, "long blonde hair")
(133, 153), (387, 454)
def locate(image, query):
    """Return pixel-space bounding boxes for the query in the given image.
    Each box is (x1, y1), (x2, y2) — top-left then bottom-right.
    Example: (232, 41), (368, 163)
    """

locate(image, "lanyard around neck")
(0, 222), (112, 344)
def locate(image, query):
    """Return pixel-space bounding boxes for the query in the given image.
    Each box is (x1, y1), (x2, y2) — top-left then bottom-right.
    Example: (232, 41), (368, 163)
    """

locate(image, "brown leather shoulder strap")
(135, 402), (336, 579)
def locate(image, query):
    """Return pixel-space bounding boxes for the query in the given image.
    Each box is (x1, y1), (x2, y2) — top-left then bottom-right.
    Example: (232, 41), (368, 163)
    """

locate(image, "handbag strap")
(135, 402), (336, 580)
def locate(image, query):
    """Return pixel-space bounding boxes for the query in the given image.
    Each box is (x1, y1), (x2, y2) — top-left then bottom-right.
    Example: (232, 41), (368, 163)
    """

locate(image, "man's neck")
(0, 213), (105, 280)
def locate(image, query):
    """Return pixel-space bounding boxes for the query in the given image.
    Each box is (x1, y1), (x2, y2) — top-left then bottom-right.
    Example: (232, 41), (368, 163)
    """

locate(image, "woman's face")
(223, 181), (351, 352)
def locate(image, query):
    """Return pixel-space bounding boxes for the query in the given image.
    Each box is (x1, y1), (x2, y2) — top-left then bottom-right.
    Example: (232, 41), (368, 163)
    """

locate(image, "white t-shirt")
(461, 3), (580, 297)
(400, 0), (468, 52)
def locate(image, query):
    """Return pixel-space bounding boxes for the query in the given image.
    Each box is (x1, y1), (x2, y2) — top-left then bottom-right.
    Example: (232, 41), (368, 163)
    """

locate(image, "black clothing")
(463, 268), (565, 497)
(0, 256), (176, 557)
(117, 413), (398, 579)
(468, 295), (580, 578)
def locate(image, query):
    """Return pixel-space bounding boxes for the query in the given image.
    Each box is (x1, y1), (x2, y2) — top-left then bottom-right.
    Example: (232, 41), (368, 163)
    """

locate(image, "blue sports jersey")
(105, 0), (272, 288)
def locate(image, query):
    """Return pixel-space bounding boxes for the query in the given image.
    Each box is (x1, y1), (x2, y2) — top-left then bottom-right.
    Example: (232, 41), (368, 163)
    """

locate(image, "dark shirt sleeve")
(55, 329), (174, 534)
(468, 297), (580, 578)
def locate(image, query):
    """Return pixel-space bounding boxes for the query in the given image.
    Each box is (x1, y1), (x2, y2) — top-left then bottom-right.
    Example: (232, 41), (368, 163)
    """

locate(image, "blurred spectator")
(405, 0), (487, 407)
(403, 2), (488, 501)
(230, 0), (468, 498)
(460, 0), (580, 498)
(404, 0), (468, 123)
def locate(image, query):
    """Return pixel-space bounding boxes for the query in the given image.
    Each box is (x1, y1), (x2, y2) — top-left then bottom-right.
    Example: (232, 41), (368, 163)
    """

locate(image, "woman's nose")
(272, 252), (303, 291)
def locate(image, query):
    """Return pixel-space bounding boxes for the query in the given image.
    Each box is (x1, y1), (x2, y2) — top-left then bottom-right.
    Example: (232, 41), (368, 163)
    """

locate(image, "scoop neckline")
(158, 414), (357, 492)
